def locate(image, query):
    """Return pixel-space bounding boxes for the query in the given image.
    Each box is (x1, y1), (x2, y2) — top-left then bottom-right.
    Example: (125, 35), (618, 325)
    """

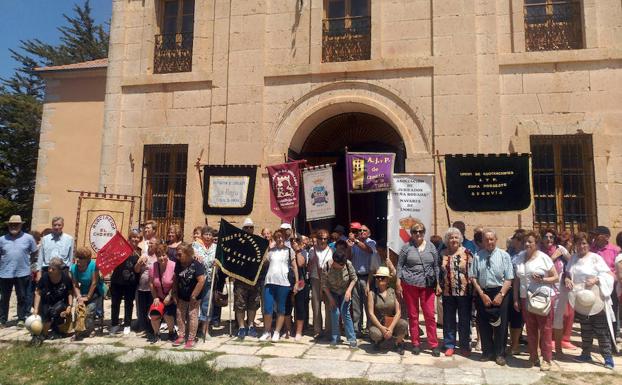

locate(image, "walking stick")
(228, 278), (234, 337)
(203, 266), (217, 343)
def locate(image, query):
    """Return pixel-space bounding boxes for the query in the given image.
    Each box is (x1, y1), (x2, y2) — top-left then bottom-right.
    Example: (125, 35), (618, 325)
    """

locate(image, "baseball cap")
(242, 218), (254, 227)
(350, 222), (362, 230)
(280, 223), (292, 230)
(593, 226), (611, 236)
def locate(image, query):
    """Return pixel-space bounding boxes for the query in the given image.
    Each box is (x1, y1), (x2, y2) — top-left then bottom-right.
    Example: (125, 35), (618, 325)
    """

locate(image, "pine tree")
(0, 0), (109, 226)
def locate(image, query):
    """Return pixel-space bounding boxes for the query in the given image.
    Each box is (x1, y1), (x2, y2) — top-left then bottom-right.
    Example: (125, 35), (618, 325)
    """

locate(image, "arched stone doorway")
(290, 112), (405, 243)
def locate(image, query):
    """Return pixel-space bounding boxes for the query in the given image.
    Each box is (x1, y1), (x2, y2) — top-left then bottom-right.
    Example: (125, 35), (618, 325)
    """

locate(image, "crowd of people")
(1, 213), (621, 370)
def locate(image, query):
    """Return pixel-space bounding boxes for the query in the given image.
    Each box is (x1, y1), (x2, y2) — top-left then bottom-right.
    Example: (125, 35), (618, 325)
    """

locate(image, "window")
(142, 144), (188, 236)
(154, 0), (195, 74)
(524, 0), (583, 51)
(322, 0), (371, 62)
(530, 135), (596, 233)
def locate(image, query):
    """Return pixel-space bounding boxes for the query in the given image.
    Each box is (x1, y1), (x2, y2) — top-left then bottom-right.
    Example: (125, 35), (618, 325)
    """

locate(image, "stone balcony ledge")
(499, 48), (622, 67)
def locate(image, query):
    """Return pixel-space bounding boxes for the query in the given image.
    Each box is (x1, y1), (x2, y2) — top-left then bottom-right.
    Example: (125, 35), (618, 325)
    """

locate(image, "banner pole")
(228, 278), (233, 337)
(203, 266), (217, 342)
(435, 150), (451, 227)
(345, 147), (352, 225)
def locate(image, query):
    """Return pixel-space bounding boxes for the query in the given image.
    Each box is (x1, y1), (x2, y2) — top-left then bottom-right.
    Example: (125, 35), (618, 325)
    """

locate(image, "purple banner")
(346, 152), (395, 193)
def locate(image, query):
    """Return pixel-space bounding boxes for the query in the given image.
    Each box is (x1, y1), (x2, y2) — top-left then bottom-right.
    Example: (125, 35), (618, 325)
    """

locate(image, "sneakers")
(148, 334), (159, 344)
(247, 326), (258, 338)
(540, 360), (551, 371)
(412, 345), (421, 355)
(349, 340), (357, 348)
(495, 356), (507, 366)
(172, 336), (185, 347)
(237, 327), (247, 340)
(123, 326), (131, 335)
(604, 355), (615, 369)
(184, 339), (195, 349)
(459, 348), (471, 357)
(575, 353), (593, 363)
(168, 331), (178, 342)
(431, 347), (441, 357)
(16, 320), (25, 328)
(396, 342), (405, 356)
(259, 332), (271, 341)
(294, 334), (303, 342)
(271, 331), (280, 342)
(109, 325), (121, 335)
(444, 348), (454, 357)
(561, 341), (577, 350)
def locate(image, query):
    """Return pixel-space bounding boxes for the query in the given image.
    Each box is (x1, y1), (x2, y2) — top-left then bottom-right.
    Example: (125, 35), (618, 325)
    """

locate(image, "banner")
(444, 154), (532, 212)
(267, 161), (303, 223)
(215, 219), (270, 285)
(75, 192), (137, 256)
(388, 174), (434, 253)
(346, 152), (395, 193)
(302, 165), (335, 221)
(203, 165), (257, 215)
(96, 231), (134, 276)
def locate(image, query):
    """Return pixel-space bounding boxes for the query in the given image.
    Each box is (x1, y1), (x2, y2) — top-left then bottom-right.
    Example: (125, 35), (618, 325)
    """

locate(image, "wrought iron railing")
(322, 16), (371, 62)
(154, 32), (193, 74)
(524, 1), (583, 51)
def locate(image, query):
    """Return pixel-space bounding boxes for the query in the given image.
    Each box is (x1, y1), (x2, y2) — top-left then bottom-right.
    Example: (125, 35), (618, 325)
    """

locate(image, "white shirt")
(265, 247), (292, 287)
(513, 250), (555, 299)
(309, 246), (333, 279)
(568, 252), (610, 286)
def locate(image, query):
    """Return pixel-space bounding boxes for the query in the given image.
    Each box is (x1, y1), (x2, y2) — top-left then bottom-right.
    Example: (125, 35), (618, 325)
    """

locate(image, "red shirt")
(591, 242), (621, 274)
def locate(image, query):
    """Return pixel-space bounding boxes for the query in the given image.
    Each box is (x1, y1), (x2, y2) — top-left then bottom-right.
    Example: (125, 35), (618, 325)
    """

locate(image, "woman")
(70, 247), (103, 340)
(192, 225), (217, 337)
(109, 229), (140, 335)
(172, 242), (206, 348)
(508, 229), (526, 355)
(148, 244), (177, 343)
(540, 228), (575, 356)
(513, 231), (558, 371)
(259, 229), (299, 342)
(136, 237), (158, 337)
(565, 232), (615, 369)
(292, 237), (310, 341)
(167, 224), (183, 262)
(368, 266), (408, 355)
(396, 220), (440, 356)
(192, 226), (202, 243)
(439, 227), (473, 357)
(322, 251), (357, 347)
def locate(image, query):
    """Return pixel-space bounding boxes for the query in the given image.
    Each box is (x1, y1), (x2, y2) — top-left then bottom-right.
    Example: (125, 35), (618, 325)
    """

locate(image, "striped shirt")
(469, 247), (514, 288)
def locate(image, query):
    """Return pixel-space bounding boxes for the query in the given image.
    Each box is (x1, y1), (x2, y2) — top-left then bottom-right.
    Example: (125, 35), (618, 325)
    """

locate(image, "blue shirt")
(469, 247), (514, 288)
(463, 239), (477, 254)
(0, 232), (37, 278)
(351, 238), (377, 275)
(70, 260), (97, 296)
(38, 232), (74, 270)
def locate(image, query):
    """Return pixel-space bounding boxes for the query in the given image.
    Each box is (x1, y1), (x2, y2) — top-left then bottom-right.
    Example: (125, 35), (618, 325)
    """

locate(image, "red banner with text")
(267, 161), (304, 223)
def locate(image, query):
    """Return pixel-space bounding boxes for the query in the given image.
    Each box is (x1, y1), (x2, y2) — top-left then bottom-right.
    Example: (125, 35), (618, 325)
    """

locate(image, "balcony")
(322, 16), (371, 63)
(524, 1), (583, 52)
(154, 32), (193, 74)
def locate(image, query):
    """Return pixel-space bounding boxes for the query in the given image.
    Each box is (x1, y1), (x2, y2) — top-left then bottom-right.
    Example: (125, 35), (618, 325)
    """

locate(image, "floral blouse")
(439, 246), (473, 296)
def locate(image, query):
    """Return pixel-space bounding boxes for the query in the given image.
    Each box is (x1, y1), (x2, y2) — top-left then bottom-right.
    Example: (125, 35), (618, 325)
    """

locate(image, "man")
(328, 225), (347, 250)
(233, 218), (261, 339)
(37, 217), (74, 279)
(590, 225), (621, 340)
(469, 229), (514, 366)
(452, 221), (477, 253)
(347, 222), (376, 336)
(0, 215), (38, 327)
(308, 229), (333, 338)
(280, 223), (293, 247)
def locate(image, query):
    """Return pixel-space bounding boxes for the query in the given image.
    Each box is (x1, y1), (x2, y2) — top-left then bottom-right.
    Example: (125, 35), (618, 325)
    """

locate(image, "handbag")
(414, 244), (437, 289)
(287, 248), (297, 287)
(527, 287), (552, 316)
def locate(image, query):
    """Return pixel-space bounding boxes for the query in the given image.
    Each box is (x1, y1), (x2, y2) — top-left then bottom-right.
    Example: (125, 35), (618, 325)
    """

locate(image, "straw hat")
(5, 215), (25, 224)
(374, 266), (391, 278)
(568, 283), (605, 316)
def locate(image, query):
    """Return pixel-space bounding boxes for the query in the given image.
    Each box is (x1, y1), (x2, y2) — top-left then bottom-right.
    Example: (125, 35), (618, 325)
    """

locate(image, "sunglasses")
(375, 276), (387, 281)
(412, 230), (425, 234)
(319, 237), (329, 241)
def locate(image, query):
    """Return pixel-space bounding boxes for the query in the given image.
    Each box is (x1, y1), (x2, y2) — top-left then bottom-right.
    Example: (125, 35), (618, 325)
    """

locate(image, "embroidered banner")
(346, 152), (395, 193)
(387, 174), (434, 253)
(203, 165), (257, 215)
(302, 165), (335, 221)
(444, 154), (532, 212)
(96, 231), (134, 276)
(215, 219), (270, 285)
(267, 161), (303, 223)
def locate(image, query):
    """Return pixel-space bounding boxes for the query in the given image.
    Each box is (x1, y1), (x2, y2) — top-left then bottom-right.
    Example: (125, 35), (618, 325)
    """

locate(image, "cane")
(203, 266), (217, 343)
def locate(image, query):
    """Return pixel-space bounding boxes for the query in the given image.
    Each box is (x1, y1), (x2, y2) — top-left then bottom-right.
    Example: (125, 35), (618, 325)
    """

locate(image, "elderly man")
(469, 229), (514, 366)
(234, 219), (261, 339)
(309, 229), (333, 338)
(0, 215), (38, 327)
(37, 217), (74, 279)
(347, 222), (376, 337)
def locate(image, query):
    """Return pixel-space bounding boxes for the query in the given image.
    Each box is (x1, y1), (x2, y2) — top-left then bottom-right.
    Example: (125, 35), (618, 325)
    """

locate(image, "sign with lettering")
(89, 214), (118, 252)
(346, 152), (395, 193)
(203, 166), (257, 215)
(388, 174), (434, 253)
(444, 154), (532, 212)
(303, 165), (335, 221)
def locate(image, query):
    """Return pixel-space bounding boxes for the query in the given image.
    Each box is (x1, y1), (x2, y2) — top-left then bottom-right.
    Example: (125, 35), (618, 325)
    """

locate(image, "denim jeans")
(329, 292), (356, 344)
(442, 295), (472, 349)
(199, 282), (212, 322)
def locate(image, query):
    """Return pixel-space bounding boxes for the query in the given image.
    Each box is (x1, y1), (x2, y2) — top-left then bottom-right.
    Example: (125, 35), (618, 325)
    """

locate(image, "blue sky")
(0, 0), (112, 80)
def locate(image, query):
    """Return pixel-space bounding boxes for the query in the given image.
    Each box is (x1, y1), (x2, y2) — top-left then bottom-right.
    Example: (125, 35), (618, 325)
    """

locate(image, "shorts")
(263, 284), (291, 315)
(234, 280), (260, 312)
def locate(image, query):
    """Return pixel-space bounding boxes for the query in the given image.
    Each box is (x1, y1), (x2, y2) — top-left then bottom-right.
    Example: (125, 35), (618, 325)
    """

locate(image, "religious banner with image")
(215, 219), (270, 285)
(267, 161), (304, 223)
(387, 174), (434, 253)
(346, 152), (395, 193)
(203, 165), (257, 215)
(444, 153), (532, 212)
(302, 164), (335, 221)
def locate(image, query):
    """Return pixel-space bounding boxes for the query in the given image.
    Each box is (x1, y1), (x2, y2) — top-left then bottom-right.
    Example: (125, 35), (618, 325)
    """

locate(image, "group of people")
(1, 213), (622, 371)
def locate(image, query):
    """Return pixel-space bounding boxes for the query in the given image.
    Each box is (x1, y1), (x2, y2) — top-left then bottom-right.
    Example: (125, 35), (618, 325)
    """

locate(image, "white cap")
(280, 222), (292, 230)
(242, 218), (254, 227)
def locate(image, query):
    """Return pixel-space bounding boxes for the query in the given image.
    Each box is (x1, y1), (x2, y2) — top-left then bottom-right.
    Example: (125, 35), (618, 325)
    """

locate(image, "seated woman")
(148, 244), (177, 343)
(32, 257), (74, 343)
(70, 247), (103, 340)
(367, 266), (408, 355)
(322, 251), (357, 347)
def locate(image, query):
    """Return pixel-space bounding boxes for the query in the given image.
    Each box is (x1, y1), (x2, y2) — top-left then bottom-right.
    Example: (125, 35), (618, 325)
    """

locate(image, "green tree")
(0, 0), (109, 226)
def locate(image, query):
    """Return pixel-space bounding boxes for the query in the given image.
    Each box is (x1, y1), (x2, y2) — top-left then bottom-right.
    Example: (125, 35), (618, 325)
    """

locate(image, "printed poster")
(302, 165), (335, 221)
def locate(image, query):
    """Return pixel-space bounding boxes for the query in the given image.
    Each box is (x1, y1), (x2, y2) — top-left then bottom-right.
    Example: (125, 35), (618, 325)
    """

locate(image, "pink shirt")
(591, 242), (621, 274)
(149, 260), (176, 299)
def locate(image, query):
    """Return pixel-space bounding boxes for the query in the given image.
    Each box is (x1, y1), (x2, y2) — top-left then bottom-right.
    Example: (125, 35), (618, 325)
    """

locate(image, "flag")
(215, 219), (269, 285)
(267, 161), (303, 223)
(346, 152), (395, 193)
(96, 231), (134, 276)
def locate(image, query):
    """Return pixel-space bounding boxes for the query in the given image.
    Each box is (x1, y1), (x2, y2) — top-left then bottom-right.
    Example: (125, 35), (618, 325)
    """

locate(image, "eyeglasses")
(361, 229), (369, 233)
(319, 237), (329, 241)
(412, 230), (425, 234)
(375, 276), (387, 281)
(544, 235), (555, 239)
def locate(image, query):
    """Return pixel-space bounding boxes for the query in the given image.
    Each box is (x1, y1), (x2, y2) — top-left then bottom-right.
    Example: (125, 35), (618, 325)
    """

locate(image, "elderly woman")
(70, 247), (103, 340)
(368, 266), (408, 354)
(32, 257), (74, 343)
(192, 225), (217, 338)
(136, 237), (158, 337)
(565, 232), (615, 369)
(259, 229), (299, 342)
(148, 244), (177, 343)
(109, 229), (140, 335)
(439, 227), (473, 357)
(167, 224), (183, 262)
(322, 251), (358, 347)
(513, 231), (558, 371)
(396, 219), (440, 356)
